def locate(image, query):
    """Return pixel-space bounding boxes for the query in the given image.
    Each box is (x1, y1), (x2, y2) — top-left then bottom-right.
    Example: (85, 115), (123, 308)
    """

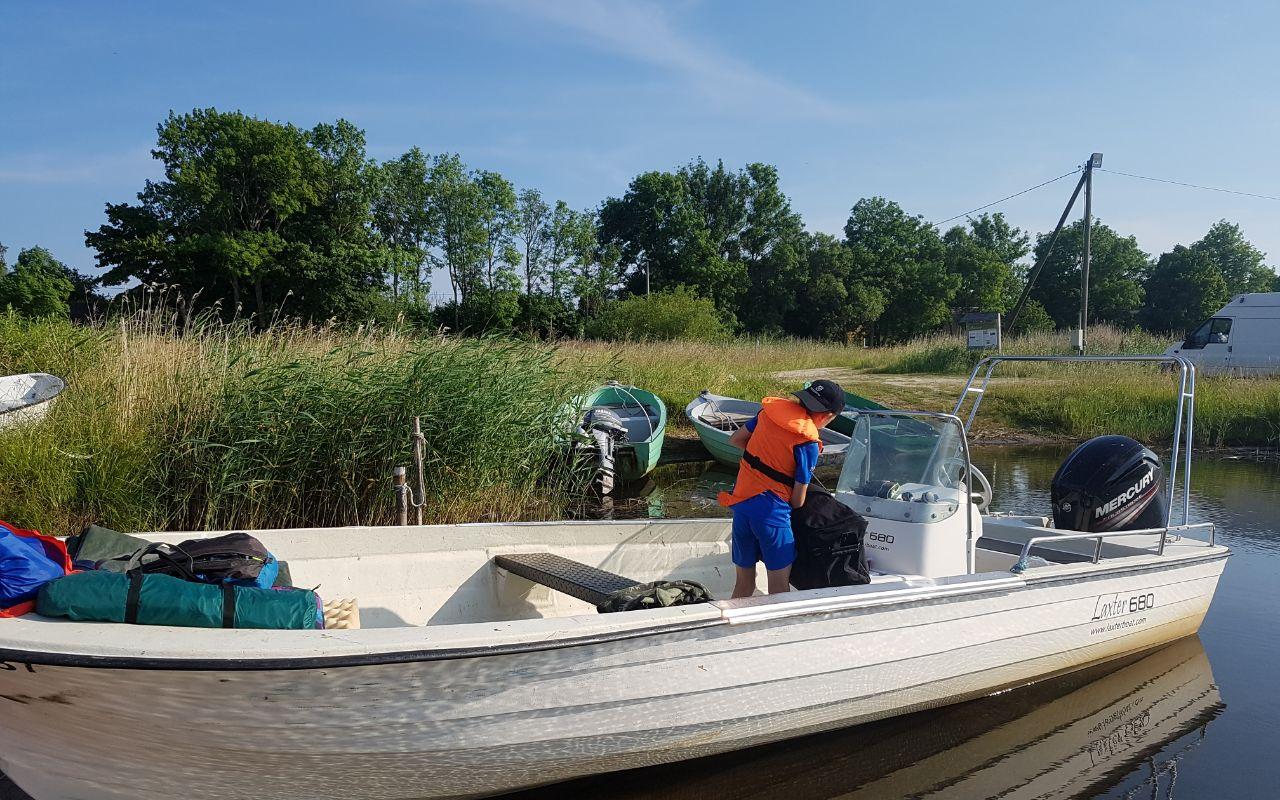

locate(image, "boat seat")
(494, 553), (641, 606)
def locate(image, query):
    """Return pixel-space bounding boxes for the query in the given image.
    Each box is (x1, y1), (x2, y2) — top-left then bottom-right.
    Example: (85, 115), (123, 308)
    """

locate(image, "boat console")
(833, 412), (984, 578)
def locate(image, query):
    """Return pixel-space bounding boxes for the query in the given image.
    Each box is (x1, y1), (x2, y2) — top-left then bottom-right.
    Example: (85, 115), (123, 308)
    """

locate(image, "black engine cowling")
(1051, 435), (1168, 532)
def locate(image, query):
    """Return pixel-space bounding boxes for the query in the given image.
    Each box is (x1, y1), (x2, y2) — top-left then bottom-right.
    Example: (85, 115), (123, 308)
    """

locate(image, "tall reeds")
(0, 311), (592, 534)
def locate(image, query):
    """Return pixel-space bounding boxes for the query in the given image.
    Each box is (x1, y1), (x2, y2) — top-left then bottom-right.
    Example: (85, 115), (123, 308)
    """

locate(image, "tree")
(425, 154), (487, 310)
(793, 233), (885, 341)
(516, 189), (550, 296)
(474, 170), (520, 291)
(1190, 220), (1274, 295)
(843, 198), (956, 342)
(543, 202), (595, 302)
(1141, 245), (1231, 334)
(86, 109), (389, 323)
(952, 212), (1030, 310)
(0, 247), (75, 318)
(371, 148), (432, 300)
(1027, 219), (1148, 329)
(599, 159), (805, 324)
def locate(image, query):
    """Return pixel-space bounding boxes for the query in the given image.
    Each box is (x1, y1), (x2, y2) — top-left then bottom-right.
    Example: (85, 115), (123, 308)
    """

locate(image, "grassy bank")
(566, 325), (1280, 449)
(2, 318), (1276, 534)
(0, 314), (594, 535)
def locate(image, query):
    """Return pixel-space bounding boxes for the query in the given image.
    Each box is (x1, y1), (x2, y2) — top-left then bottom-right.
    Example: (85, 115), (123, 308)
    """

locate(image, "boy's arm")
(790, 440), (820, 508)
(729, 413), (760, 450)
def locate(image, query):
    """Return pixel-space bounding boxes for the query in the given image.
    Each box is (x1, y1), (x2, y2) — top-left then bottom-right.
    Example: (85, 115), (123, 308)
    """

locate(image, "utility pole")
(1080, 152), (1103, 352)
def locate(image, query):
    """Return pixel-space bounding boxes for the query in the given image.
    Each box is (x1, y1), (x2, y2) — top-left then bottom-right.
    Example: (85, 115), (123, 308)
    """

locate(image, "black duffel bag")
(791, 488), (871, 590)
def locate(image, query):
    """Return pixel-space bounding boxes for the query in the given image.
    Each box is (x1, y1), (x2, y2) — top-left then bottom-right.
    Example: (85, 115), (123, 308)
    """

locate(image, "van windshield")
(1184, 317), (1232, 349)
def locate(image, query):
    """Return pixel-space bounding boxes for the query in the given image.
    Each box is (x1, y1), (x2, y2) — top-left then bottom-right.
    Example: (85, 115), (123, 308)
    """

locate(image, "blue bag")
(0, 522), (71, 608)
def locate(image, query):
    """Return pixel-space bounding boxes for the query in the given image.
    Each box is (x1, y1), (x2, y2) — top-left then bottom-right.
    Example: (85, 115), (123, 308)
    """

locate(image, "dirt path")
(772, 367), (1065, 446)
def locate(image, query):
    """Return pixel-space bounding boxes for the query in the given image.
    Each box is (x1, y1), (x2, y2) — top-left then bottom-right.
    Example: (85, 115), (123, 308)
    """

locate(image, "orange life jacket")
(718, 397), (822, 507)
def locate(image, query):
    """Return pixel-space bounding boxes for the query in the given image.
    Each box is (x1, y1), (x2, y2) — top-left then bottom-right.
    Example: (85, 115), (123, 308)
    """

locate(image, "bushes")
(585, 287), (729, 342)
(0, 314), (592, 534)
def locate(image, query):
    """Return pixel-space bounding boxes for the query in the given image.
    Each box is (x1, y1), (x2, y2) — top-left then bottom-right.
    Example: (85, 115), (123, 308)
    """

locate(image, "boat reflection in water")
(525, 635), (1222, 800)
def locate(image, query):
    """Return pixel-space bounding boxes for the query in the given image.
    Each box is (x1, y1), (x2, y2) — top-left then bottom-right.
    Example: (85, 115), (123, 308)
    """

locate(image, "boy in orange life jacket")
(717, 380), (845, 598)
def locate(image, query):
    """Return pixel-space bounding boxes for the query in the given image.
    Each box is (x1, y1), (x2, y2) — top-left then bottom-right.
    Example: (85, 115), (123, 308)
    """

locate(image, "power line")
(931, 168), (1081, 228)
(1098, 168), (1280, 202)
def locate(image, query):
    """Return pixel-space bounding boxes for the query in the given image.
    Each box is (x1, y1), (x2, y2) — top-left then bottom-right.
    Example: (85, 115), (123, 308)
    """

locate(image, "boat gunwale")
(0, 546), (1228, 672)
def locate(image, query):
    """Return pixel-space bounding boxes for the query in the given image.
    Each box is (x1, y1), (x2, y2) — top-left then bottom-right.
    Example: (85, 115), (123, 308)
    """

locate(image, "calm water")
(524, 447), (1280, 799)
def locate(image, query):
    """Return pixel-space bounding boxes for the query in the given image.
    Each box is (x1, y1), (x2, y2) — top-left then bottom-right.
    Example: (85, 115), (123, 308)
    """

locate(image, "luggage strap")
(742, 449), (796, 488)
(220, 584), (236, 629)
(125, 572), (143, 625)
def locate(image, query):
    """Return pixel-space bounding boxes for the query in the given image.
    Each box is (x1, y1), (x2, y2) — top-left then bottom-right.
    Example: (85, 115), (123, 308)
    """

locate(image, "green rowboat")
(574, 383), (668, 481)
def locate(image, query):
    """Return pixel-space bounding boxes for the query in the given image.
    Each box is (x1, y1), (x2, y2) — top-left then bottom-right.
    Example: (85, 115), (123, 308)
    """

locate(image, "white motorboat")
(0, 356), (1228, 800)
(0, 373), (65, 430)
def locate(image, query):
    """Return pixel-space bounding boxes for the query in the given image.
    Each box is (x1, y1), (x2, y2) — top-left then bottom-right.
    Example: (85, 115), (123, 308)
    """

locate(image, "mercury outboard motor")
(1051, 435), (1167, 532)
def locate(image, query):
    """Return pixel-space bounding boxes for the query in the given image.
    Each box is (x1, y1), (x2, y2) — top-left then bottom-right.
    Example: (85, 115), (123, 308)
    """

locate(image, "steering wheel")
(938, 458), (993, 513)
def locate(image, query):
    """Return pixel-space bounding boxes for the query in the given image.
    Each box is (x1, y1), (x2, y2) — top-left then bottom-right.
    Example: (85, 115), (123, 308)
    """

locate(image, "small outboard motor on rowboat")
(1051, 435), (1168, 532)
(578, 407), (629, 495)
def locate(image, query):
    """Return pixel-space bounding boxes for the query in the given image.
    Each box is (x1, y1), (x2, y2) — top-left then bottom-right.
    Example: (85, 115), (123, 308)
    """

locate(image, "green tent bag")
(37, 571), (320, 630)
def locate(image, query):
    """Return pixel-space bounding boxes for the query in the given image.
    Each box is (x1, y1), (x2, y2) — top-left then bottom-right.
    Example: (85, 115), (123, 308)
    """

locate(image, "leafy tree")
(585, 286), (728, 341)
(1027, 219), (1148, 329)
(0, 247), (75, 318)
(951, 212), (1030, 310)
(1011, 299), (1056, 334)
(86, 109), (389, 323)
(793, 233), (885, 341)
(843, 197), (956, 342)
(425, 154), (487, 309)
(598, 159), (805, 326)
(474, 170), (520, 291)
(1141, 245), (1231, 333)
(372, 147), (432, 300)
(1190, 220), (1274, 295)
(516, 189), (550, 296)
(543, 202), (596, 302)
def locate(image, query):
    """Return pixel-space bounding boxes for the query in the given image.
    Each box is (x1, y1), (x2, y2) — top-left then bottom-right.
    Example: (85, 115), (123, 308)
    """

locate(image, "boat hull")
(0, 551), (1225, 800)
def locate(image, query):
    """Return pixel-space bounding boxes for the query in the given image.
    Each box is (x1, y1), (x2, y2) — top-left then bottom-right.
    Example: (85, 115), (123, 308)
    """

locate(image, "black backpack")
(124, 532), (273, 585)
(791, 489), (871, 590)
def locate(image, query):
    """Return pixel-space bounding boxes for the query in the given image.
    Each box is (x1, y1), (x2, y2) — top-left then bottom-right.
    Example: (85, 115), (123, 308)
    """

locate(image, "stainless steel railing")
(953, 355), (1197, 528)
(1010, 522), (1216, 573)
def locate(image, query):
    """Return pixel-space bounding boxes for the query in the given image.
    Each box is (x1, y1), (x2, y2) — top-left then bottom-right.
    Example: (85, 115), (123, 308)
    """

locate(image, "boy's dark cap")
(794, 379), (845, 415)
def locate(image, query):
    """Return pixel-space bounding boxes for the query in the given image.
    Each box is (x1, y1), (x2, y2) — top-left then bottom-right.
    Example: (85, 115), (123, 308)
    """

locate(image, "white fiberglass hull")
(0, 373), (64, 430)
(0, 547), (1225, 800)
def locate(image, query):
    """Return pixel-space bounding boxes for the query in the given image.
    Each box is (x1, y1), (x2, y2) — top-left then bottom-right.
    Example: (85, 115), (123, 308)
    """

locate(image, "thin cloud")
(496, 0), (857, 122)
(0, 149), (155, 185)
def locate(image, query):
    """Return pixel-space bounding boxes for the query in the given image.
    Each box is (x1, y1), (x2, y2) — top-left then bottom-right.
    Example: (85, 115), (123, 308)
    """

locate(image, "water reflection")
(519, 636), (1222, 800)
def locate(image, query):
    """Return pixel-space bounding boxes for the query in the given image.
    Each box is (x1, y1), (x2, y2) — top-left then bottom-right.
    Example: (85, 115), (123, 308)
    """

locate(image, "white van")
(1164, 292), (1280, 375)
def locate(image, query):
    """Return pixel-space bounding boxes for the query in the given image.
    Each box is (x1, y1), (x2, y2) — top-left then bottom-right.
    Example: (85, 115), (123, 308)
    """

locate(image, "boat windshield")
(835, 413), (968, 499)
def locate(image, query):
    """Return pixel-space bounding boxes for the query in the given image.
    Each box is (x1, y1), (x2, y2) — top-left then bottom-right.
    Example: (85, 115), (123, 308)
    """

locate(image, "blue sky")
(3, 0), (1278, 288)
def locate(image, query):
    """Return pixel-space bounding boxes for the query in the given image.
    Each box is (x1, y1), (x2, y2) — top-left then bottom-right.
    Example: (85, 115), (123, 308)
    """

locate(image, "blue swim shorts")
(731, 507), (796, 571)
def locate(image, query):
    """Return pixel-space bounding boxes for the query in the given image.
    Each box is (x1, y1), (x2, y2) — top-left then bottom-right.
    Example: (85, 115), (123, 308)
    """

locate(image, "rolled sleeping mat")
(37, 571), (322, 630)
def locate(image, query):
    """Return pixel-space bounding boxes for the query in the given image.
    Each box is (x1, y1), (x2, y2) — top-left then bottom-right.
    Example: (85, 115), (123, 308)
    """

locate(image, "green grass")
(2, 315), (1276, 535)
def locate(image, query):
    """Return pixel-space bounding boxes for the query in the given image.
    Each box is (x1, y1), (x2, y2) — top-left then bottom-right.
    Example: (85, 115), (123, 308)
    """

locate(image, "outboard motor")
(1051, 435), (1167, 532)
(578, 407), (629, 495)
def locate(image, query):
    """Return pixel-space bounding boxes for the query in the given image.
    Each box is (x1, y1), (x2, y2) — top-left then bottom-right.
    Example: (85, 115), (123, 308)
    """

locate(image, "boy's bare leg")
(732, 566), (757, 599)
(766, 565), (792, 595)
